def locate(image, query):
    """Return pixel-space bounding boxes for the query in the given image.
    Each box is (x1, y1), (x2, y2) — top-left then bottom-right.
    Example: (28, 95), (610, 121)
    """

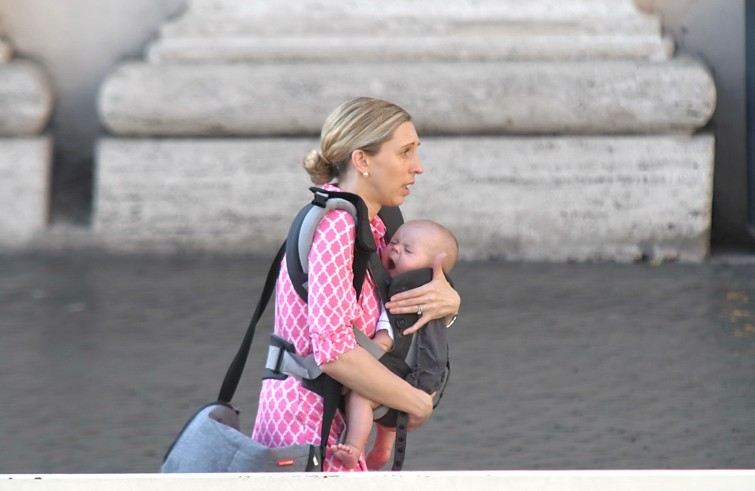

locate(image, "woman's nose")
(413, 157), (424, 175)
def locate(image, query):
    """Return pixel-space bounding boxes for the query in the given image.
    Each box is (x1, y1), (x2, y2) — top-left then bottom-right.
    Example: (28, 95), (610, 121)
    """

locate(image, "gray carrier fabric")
(372, 267), (451, 427)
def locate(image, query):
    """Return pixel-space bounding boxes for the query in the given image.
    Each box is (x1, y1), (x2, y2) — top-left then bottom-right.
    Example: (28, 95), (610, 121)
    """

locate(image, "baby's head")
(382, 219), (458, 278)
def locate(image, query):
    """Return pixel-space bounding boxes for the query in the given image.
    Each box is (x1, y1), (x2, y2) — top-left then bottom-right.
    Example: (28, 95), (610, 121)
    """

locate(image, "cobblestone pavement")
(1, 252), (754, 473)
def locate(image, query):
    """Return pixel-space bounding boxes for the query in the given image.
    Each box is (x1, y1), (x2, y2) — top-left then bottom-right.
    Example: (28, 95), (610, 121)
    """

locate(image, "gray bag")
(161, 245), (323, 473)
(161, 402), (320, 472)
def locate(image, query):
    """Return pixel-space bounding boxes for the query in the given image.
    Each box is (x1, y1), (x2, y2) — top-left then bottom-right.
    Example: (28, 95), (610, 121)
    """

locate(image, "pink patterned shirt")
(251, 183), (386, 472)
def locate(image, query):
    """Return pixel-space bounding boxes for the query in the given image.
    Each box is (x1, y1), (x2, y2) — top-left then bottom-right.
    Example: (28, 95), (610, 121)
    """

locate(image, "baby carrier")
(263, 187), (451, 471)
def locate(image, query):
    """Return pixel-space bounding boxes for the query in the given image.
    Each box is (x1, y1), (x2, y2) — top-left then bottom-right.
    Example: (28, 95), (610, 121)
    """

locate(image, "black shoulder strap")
(287, 187), (377, 302)
(216, 240), (337, 471)
(378, 206), (403, 243)
(217, 241), (286, 403)
(368, 206), (404, 307)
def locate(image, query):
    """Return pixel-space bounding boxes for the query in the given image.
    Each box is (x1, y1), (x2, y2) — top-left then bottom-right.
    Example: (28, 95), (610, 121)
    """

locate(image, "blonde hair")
(303, 97), (412, 185)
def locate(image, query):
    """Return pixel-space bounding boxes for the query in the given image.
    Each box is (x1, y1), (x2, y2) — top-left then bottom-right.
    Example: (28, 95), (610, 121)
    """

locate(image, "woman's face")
(363, 121), (423, 210)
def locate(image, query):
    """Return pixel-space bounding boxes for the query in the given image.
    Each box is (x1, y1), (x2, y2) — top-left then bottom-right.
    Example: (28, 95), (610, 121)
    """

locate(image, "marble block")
(99, 58), (714, 137)
(93, 134), (714, 262)
(0, 136), (52, 249)
(404, 134), (715, 262)
(93, 138), (315, 254)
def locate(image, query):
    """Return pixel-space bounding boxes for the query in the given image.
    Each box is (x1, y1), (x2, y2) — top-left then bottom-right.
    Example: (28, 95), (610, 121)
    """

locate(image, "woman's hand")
(321, 346), (434, 430)
(384, 252), (461, 334)
(406, 388), (434, 431)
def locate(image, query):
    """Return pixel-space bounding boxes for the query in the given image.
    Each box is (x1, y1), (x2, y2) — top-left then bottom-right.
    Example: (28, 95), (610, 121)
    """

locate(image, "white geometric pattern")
(252, 184), (386, 471)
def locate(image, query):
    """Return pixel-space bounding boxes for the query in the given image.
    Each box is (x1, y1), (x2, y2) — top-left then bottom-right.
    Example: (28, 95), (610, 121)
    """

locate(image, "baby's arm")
(372, 330), (394, 352)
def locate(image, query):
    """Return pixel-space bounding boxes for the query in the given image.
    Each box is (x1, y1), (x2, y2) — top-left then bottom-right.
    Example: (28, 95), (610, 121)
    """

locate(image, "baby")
(332, 219), (458, 470)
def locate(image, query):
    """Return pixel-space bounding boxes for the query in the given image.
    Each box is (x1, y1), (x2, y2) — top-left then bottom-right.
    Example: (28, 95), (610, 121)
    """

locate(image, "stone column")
(96, 0), (716, 261)
(0, 25), (53, 250)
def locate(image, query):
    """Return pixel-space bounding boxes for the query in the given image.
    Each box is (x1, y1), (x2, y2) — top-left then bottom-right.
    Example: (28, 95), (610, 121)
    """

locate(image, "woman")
(251, 97), (461, 471)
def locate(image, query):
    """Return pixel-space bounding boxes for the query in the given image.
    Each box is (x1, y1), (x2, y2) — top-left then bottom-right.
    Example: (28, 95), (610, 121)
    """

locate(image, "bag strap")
(216, 238), (337, 471)
(217, 241), (286, 403)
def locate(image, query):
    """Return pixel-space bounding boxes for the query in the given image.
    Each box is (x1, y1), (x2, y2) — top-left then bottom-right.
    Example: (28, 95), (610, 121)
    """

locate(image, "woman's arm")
(307, 208), (434, 430)
(320, 346), (434, 431)
(384, 252), (461, 334)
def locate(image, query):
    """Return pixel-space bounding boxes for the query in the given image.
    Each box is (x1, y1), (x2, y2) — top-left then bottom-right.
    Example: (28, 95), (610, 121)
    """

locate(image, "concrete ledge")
(98, 58), (715, 137)
(3, 471), (755, 491)
(93, 135), (713, 262)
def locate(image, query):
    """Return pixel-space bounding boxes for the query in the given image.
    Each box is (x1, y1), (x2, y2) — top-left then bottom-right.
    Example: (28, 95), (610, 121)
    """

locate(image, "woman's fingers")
(385, 284), (429, 308)
(402, 313), (431, 335)
(385, 252), (460, 334)
(430, 252), (447, 281)
(406, 389), (433, 431)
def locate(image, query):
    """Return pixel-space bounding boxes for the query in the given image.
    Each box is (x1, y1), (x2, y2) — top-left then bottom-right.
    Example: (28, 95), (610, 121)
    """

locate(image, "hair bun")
(303, 149), (334, 185)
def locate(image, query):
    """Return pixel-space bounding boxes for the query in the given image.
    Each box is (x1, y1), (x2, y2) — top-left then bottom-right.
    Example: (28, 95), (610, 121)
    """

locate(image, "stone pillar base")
(93, 135), (714, 262)
(0, 60), (54, 136)
(99, 59), (714, 137)
(0, 136), (52, 249)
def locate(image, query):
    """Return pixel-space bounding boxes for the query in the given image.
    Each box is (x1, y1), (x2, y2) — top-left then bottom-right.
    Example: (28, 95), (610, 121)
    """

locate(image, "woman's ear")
(350, 149), (369, 175)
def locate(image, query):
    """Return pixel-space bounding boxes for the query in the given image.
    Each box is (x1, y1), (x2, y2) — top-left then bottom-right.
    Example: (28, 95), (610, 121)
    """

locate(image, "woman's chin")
(391, 194), (407, 207)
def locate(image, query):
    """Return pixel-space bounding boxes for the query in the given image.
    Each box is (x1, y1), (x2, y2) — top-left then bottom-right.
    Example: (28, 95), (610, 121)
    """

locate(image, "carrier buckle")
(263, 334), (297, 381)
(312, 190), (329, 208)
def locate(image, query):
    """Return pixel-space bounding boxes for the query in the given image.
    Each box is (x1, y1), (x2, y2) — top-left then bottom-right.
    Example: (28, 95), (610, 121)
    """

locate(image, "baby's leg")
(366, 424), (396, 470)
(331, 391), (378, 469)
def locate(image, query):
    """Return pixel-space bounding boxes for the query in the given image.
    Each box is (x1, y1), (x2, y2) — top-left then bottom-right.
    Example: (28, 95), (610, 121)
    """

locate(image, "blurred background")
(0, 0), (753, 258)
(1, 0), (754, 475)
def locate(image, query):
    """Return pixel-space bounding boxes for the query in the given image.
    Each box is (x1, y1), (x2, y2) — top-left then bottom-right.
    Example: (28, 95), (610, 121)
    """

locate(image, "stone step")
(0, 136), (52, 249)
(147, 0), (672, 62)
(93, 134), (714, 262)
(99, 58), (714, 137)
(0, 60), (54, 136)
(148, 33), (674, 64)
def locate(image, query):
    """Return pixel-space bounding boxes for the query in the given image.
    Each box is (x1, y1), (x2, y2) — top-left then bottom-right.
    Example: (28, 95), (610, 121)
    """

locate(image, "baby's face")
(382, 224), (438, 277)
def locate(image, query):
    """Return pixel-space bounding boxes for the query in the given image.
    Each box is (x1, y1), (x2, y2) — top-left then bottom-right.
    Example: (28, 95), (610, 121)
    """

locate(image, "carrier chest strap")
(353, 327), (387, 360)
(265, 334), (323, 380)
(264, 328), (386, 381)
